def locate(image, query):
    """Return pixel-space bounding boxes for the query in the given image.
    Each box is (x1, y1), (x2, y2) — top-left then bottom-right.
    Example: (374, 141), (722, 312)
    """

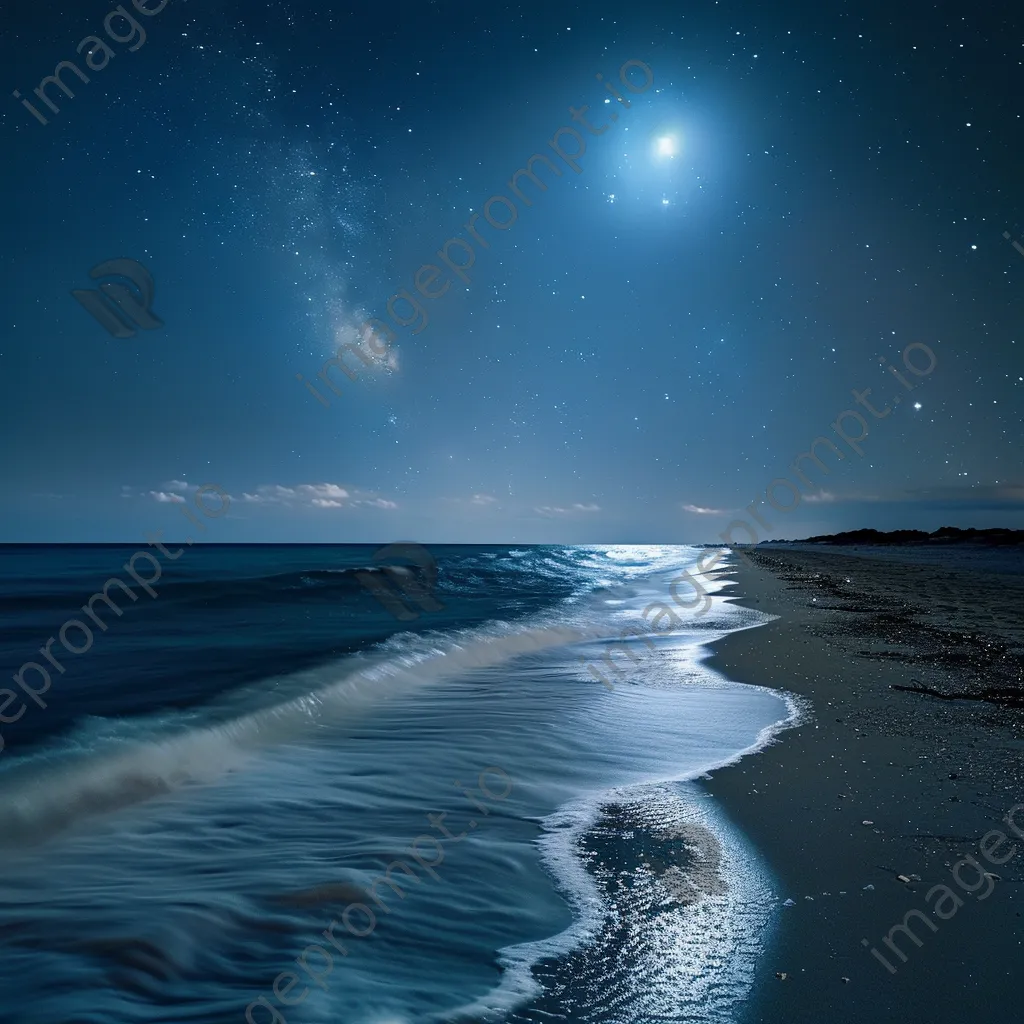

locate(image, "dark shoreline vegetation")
(764, 526), (1024, 547)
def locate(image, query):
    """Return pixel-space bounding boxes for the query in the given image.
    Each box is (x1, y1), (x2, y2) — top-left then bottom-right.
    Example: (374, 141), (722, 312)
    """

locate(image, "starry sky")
(2, 0), (1022, 543)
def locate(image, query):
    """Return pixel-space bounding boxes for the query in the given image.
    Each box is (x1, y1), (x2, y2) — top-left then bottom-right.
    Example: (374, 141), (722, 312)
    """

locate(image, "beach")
(702, 544), (1024, 1022)
(0, 544), (793, 1024)
(1, 541), (1020, 1022)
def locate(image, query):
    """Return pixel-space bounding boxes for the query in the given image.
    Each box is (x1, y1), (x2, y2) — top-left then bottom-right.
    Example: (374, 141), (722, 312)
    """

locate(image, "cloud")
(241, 484), (346, 506)
(328, 321), (401, 375)
(441, 493), (500, 508)
(897, 484), (1024, 508)
(135, 480), (397, 512)
(534, 503), (601, 517)
(240, 485), (297, 505)
(298, 483), (350, 502)
(795, 485), (1024, 509)
(239, 482), (396, 511)
(133, 480), (199, 503)
(682, 503), (727, 515)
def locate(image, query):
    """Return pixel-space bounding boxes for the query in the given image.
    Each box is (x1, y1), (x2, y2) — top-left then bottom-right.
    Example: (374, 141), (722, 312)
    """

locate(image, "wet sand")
(703, 545), (1024, 1022)
(501, 786), (775, 1024)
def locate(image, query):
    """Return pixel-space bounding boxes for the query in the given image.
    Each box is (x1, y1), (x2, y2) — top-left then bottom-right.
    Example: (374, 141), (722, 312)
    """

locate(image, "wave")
(0, 546), (745, 850)
(0, 605), (635, 847)
(0, 546), (802, 1024)
(445, 656), (807, 1023)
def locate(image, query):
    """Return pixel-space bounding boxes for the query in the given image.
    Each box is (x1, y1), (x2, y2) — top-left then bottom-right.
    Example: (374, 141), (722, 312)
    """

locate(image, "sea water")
(0, 544), (797, 1023)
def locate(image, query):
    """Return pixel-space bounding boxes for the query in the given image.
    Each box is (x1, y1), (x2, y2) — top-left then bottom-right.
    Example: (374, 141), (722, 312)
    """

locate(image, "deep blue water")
(0, 544), (794, 1024)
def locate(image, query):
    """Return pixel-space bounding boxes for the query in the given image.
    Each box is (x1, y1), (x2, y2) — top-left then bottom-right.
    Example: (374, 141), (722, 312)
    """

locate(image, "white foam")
(0, 574), (753, 846)
(444, 598), (807, 1024)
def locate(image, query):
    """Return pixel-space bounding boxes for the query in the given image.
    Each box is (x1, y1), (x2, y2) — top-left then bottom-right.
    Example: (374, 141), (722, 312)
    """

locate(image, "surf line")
(580, 341), (940, 691)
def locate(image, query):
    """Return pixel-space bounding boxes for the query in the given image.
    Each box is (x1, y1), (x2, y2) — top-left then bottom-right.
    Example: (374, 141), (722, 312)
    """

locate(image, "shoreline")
(700, 546), (1024, 1022)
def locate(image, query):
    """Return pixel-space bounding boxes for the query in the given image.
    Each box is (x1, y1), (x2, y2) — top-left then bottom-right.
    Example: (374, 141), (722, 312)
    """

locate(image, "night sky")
(2, 0), (1022, 543)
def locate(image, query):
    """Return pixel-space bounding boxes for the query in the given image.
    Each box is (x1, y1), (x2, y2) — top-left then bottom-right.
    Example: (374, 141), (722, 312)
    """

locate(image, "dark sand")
(703, 545), (1024, 1022)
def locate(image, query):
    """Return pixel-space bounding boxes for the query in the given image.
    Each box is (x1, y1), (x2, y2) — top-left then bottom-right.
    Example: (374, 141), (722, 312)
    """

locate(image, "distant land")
(764, 526), (1024, 547)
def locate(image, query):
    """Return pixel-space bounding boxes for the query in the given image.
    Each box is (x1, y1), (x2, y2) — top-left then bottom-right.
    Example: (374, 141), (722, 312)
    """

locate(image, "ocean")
(0, 544), (797, 1024)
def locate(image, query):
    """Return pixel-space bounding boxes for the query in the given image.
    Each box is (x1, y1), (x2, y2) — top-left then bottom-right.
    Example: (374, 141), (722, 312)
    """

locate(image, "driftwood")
(891, 681), (1024, 708)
